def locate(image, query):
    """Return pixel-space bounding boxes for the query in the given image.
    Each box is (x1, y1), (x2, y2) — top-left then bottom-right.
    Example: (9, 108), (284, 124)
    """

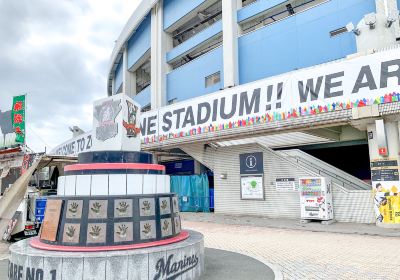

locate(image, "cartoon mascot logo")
(123, 100), (140, 138)
(94, 100), (122, 141)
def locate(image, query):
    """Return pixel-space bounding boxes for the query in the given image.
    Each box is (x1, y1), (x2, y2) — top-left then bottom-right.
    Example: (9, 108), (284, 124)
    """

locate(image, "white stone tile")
(165, 249), (182, 280)
(75, 175), (91, 196)
(57, 176), (65, 196)
(90, 175), (109, 196)
(192, 240), (204, 279)
(109, 174), (127, 195)
(62, 258), (83, 280)
(64, 176), (76, 196)
(127, 174), (143, 194)
(143, 175), (157, 194)
(128, 253), (149, 280)
(148, 251), (167, 280)
(27, 256), (44, 277)
(43, 257), (62, 280)
(180, 245), (194, 280)
(156, 175), (166, 194)
(165, 176), (171, 193)
(83, 257), (106, 279)
(106, 256), (128, 280)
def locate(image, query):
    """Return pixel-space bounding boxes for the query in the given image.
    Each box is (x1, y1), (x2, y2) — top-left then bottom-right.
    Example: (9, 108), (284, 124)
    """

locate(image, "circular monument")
(8, 94), (205, 279)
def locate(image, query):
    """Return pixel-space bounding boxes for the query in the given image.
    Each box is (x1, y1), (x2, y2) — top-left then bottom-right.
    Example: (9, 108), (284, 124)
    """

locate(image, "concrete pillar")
(222, 0), (240, 88)
(355, 0), (399, 52)
(151, 0), (172, 109)
(367, 120), (400, 228)
(123, 47), (137, 98)
(194, 160), (203, 175)
(111, 77), (115, 95)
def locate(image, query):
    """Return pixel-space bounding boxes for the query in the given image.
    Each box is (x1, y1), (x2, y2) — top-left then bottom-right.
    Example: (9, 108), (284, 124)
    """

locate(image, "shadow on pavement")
(203, 248), (275, 280)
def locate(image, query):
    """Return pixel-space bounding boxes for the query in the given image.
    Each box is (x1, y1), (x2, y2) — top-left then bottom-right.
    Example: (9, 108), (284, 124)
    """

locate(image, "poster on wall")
(370, 159), (400, 224)
(0, 95), (26, 150)
(141, 48), (400, 144)
(276, 178), (297, 191)
(240, 175), (264, 200)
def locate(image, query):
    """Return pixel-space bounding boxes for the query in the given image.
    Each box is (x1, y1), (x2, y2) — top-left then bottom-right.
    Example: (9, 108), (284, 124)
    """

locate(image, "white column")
(355, 0), (399, 52)
(151, 1), (172, 109)
(123, 47), (137, 97)
(367, 120), (400, 228)
(111, 77), (115, 95)
(222, 0), (240, 88)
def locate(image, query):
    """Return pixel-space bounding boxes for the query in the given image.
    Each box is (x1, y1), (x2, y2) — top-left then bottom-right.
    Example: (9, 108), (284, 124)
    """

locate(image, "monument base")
(8, 230), (204, 280)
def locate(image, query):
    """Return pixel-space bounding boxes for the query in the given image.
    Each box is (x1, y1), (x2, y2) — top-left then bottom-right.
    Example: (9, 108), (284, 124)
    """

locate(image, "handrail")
(279, 149), (371, 190)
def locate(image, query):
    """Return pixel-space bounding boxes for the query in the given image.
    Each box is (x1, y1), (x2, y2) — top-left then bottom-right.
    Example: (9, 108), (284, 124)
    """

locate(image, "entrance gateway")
(52, 48), (400, 228)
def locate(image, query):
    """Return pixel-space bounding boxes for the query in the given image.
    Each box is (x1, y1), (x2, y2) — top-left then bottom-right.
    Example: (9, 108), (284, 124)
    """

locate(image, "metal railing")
(278, 149), (371, 191)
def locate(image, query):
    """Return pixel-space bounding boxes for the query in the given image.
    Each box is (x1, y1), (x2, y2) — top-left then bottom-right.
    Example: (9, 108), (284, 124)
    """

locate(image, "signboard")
(239, 152), (263, 175)
(141, 48), (400, 144)
(92, 94), (141, 152)
(2, 211), (21, 241)
(371, 159), (400, 224)
(12, 95), (26, 144)
(0, 95), (25, 150)
(276, 178), (296, 191)
(51, 131), (93, 156)
(240, 175), (264, 200)
(40, 200), (63, 242)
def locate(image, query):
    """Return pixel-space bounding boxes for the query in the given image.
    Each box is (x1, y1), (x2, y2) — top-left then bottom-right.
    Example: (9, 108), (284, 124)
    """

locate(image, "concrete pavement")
(181, 212), (400, 237)
(182, 214), (400, 280)
(0, 242), (9, 261)
(1, 213), (400, 279)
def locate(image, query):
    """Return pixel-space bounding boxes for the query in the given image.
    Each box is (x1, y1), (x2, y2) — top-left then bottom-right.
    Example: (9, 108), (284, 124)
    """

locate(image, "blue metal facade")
(167, 46), (223, 102)
(163, 0), (208, 30)
(127, 14), (151, 69)
(115, 0), (377, 103)
(134, 85), (151, 107)
(239, 0), (376, 84)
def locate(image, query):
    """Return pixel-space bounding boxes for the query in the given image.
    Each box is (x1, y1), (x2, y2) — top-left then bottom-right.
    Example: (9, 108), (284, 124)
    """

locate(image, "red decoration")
(379, 148), (388, 156)
(13, 101), (23, 111)
(13, 114), (23, 124)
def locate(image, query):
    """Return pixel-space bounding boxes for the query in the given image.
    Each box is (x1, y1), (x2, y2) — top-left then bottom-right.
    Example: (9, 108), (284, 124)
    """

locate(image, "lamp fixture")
(364, 13), (376, 30)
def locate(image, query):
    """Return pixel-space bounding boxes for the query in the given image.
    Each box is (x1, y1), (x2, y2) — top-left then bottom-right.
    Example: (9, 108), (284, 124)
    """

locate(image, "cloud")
(0, 0), (139, 152)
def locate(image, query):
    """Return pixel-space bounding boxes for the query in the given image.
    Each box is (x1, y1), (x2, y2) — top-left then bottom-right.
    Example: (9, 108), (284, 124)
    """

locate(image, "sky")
(0, 0), (139, 153)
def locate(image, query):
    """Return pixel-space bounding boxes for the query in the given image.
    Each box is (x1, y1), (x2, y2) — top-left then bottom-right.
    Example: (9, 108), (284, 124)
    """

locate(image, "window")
(171, 1), (222, 47)
(240, 0), (328, 35)
(205, 72), (221, 88)
(135, 59), (151, 93)
(168, 98), (178, 105)
(242, 0), (258, 8)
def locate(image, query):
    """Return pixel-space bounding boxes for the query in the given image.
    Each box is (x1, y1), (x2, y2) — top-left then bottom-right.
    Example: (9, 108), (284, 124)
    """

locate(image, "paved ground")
(1, 213), (400, 279)
(0, 241), (8, 261)
(181, 213), (400, 237)
(182, 213), (400, 280)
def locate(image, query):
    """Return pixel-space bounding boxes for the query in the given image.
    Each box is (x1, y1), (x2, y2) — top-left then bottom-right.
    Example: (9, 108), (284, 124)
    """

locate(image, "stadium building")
(54, 0), (400, 227)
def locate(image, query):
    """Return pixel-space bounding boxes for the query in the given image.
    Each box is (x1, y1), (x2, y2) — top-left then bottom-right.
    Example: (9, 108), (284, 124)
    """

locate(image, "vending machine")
(299, 177), (334, 221)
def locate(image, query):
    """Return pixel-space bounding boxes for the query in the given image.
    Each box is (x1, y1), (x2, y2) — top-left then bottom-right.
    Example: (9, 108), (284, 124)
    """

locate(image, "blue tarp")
(170, 174), (210, 212)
